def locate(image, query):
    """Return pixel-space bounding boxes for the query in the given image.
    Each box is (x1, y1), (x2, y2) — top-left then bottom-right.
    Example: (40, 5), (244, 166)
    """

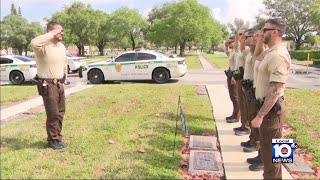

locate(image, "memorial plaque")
(189, 150), (224, 177)
(283, 154), (314, 174)
(197, 85), (208, 96)
(189, 135), (217, 151)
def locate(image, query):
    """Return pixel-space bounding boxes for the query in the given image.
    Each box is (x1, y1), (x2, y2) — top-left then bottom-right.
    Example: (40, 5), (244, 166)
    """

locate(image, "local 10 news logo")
(272, 139), (298, 163)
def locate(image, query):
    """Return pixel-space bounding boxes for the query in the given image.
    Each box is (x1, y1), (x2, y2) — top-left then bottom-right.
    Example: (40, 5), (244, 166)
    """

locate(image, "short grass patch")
(184, 52), (202, 69)
(202, 53), (228, 69)
(1, 84), (215, 179)
(0, 86), (38, 106)
(286, 89), (320, 166)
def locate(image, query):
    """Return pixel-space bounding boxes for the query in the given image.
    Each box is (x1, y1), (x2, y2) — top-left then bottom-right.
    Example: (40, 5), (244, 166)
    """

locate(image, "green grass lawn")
(292, 59), (313, 66)
(86, 55), (111, 64)
(184, 52), (202, 69)
(201, 53), (228, 69)
(0, 86), (38, 106)
(286, 89), (320, 166)
(1, 84), (215, 179)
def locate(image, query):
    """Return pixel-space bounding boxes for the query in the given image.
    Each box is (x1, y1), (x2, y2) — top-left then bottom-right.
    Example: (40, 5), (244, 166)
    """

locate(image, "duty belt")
(256, 96), (284, 111)
(39, 78), (63, 85)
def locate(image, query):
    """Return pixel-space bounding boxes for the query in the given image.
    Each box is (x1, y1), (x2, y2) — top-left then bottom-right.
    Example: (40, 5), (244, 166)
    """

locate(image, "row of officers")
(224, 18), (291, 180)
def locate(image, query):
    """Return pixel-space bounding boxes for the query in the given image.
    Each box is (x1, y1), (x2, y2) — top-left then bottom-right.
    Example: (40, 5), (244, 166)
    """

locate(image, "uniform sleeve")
(241, 47), (250, 56)
(31, 32), (54, 55)
(268, 54), (290, 83)
(64, 47), (68, 75)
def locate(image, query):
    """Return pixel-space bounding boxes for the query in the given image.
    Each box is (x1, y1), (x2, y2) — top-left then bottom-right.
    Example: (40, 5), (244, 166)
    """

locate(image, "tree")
(147, 2), (178, 51)
(149, 0), (215, 57)
(94, 10), (113, 55)
(18, 7), (22, 16)
(1, 15), (28, 55)
(11, 3), (17, 15)
(310, 0), (320, 34)
(209, 22), (228, 54)
(227, 18), (250, 35)
(262, 0), (316, 50)
(49, 2), (100, 56)
(307, 35), (320, 46)
(110, 7), (148, 50)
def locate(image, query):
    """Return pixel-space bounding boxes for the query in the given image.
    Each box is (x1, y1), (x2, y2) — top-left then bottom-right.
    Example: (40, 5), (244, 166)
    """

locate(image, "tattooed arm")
(251, 82), (285, 128)
(257, 82), (285, 119)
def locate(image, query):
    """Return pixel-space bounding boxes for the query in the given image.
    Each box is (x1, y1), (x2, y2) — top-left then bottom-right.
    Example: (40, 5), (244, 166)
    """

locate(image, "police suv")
(84, 50), (187, 84)
(0, 55), (37, 85)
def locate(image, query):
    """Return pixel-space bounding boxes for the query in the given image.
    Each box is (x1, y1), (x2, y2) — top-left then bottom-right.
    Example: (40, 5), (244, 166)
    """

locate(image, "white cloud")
(221, 0), (265, 25)
(211, 8), (222, 22)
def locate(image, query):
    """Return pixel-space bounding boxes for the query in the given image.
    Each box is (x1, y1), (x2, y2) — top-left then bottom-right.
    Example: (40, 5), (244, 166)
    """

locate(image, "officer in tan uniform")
(233, 28), (250, 135)
(31, 22), (68, 150)
(246, 29), (268, 171)
(252, 18), (291, 179)
(224, 37), (240, 122)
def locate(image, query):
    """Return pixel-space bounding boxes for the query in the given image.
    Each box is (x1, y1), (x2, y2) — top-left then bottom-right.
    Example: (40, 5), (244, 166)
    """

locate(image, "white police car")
(66, 54), (86, 74)
(0, 55), (37, 85)
(84, 50), (187, 84)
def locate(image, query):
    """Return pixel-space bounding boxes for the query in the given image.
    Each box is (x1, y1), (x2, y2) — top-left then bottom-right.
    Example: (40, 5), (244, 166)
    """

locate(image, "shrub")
(313, 59), (320, 65)
(289, 50), (320, 61)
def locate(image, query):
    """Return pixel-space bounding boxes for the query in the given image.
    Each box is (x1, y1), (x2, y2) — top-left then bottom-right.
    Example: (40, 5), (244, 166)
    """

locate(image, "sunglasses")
(244, 36), (253, 39)
(238, 33), (243, 36)
(261, 28), (282, 33)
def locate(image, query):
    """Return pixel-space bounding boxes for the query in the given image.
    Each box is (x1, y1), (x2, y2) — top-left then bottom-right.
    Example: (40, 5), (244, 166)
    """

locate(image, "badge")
(53, 79), (58, 84)
(115, 64), (122, 72)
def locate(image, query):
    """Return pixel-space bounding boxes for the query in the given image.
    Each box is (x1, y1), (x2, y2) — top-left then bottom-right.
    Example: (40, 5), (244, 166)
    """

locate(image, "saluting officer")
(31, 22), (68, 150)
(224, 37), (240, 122)
(233, 28), (250, 135)
(252, 18), (291, 179)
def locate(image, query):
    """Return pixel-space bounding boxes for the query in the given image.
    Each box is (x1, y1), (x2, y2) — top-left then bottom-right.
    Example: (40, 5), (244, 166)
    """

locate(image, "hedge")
(313, 59), (320, 65)
(289, 50), (320, 61)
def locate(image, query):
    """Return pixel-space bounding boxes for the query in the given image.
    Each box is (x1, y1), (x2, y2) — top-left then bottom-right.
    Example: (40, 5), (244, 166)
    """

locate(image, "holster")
(224, 69), (233, 79)
(256, 96), (284, 112)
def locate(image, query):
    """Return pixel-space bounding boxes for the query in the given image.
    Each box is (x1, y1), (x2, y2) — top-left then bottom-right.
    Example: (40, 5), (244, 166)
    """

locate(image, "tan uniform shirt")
(255, 42), (291, 100)
(31, 32), (67, 79)
(228, 50), (236, 71)
(235, 48), (247, 71)
(253, 60), (261, 88)
(243, 51), (254, 80)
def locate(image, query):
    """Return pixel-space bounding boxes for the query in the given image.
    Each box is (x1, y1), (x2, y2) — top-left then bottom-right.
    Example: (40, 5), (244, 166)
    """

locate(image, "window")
(115, 53), (135, 62)
(137, 53), (156, 61)
(13, 55), (34, 62)
(0, 58), (13, 64)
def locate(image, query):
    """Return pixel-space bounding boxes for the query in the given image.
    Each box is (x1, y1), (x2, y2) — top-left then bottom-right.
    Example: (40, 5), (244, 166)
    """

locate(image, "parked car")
(0, 55), (37, 85)
(66, 54), (86, 74)
(82, 49), (187, 84)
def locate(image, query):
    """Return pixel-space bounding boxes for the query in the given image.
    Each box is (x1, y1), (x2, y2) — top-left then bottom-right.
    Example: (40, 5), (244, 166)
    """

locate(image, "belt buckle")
(53, 79), (58, 84)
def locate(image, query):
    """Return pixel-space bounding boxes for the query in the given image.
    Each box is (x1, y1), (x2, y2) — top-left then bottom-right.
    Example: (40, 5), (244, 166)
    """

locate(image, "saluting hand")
(251, 116), (263, 128)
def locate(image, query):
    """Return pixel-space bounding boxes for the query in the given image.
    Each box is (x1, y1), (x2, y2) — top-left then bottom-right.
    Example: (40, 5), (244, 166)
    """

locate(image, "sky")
(1, 0), (265, 26)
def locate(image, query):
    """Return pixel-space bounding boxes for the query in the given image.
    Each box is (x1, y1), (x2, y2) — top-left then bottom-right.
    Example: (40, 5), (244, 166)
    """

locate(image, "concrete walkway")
(1, 84), (94, 121)
(198, 53), (293, 179)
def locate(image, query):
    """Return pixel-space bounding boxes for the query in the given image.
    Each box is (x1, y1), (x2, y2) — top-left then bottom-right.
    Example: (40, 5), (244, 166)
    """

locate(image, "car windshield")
(13, 55), (35, 62)
(152, 51), (169, 58)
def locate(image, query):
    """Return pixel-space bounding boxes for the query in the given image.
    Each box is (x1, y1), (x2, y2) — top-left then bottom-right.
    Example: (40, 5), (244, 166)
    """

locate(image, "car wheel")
(10, 71), (25, 85)
(88, 69), (104, 84)
(72, 70), (78, 73)
(152, 68), (170, 84)
(67, 65), (71, 74)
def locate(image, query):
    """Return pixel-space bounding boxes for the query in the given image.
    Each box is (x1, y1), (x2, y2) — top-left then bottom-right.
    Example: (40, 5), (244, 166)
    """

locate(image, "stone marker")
(283, 154), (314, 174)
(189, 135), (217, 151)
(189, 150), (224, 177)
(197, 85), (208, 96)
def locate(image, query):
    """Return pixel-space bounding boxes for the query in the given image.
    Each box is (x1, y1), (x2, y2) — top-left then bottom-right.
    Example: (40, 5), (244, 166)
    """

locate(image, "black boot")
(249, 162), (264, 171)
(247, 156), (262, 164)
(48, 141), (64, 150)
